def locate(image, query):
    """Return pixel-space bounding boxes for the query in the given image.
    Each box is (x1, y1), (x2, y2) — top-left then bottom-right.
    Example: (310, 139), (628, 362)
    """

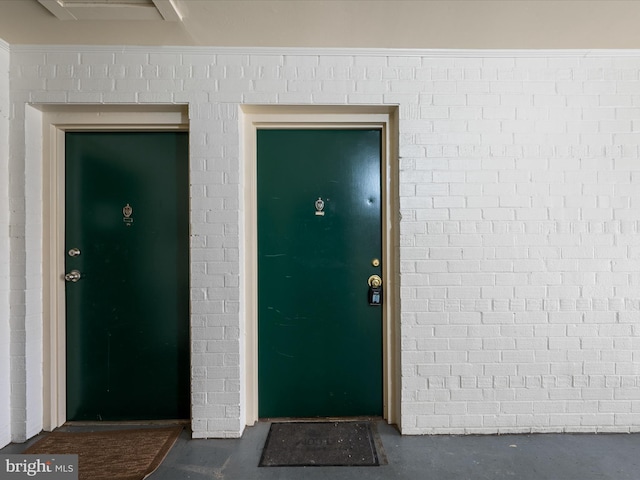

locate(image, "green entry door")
(258, 129), (383, 418)
(65, 131), (190, 421)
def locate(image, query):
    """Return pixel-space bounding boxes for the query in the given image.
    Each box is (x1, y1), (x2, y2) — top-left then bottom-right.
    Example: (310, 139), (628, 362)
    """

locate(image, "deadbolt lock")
(68, 247), (81, 257)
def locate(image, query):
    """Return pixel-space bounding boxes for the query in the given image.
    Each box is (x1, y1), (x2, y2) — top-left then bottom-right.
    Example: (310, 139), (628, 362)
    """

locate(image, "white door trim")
(38, 105), (189, 430)
(240, 105), (401, 428)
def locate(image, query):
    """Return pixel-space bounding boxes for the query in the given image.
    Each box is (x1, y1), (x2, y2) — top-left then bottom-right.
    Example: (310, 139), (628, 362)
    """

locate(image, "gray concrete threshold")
(3, 420), (640, 479)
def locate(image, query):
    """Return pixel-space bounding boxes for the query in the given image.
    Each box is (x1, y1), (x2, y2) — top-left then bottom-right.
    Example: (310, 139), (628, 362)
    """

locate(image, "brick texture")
(5, 46), (640, 442)
(0, 40), (10, 449)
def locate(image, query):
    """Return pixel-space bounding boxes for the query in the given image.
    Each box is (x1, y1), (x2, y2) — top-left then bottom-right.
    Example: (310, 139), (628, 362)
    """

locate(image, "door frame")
(241, 105), (401, 428)
(38, 105), (189, 430)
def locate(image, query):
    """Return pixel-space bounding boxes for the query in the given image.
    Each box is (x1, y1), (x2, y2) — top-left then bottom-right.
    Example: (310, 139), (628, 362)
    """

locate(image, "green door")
(258, 129), (383, 418)
(65, 131), (190, 421)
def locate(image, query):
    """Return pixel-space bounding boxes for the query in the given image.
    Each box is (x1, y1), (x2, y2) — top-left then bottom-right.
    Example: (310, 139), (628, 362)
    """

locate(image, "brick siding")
(5, 46), (640, 440)
(0, 39), (10, 448)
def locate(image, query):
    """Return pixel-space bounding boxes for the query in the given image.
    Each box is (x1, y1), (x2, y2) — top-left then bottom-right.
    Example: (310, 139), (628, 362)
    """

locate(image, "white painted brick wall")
(7, 99), (44, 445)
(399, 53), (640, 435)
(6, 46), (640, 440)
(0, 39), (11, 449)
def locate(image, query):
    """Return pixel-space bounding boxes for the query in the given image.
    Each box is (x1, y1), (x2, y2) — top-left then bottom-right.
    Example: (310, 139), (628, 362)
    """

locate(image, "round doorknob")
(368, 274), (382, 288)
(64, 270), (81, 282)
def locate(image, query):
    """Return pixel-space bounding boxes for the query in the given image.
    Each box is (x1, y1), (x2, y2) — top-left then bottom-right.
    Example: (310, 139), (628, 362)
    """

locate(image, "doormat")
(259, 421), (383, 467)
(23, 426), (182, 480)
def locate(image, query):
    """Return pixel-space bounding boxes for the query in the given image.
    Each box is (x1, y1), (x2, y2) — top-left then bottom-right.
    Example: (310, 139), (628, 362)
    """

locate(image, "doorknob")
(367, 274), (383, 306)
(64, 270), (82, 282)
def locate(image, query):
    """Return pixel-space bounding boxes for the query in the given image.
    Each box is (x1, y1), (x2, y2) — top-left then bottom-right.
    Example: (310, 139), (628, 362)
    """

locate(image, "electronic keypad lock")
(368, 274), (383, 306)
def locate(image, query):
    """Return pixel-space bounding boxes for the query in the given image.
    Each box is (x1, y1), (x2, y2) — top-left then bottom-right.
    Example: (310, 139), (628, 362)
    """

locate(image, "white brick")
(7, 46), (640, 441)
(0, 43), (10, 448)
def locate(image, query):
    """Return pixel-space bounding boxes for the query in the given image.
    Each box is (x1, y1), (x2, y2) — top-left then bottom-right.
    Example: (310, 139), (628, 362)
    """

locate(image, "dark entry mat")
(259, 421), (382, 467)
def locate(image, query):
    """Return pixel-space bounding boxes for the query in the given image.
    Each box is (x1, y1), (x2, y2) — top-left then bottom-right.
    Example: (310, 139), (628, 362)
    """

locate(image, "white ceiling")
(2, 0), (640, 50)
(36, 0), (183, 22)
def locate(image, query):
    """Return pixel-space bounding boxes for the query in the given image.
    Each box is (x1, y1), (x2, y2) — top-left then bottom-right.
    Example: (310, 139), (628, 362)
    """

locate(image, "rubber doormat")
(259, 421), (384, 467)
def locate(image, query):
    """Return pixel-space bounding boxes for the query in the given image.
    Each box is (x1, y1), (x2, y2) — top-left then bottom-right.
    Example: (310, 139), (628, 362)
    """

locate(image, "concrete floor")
(4, 421), (640, 479)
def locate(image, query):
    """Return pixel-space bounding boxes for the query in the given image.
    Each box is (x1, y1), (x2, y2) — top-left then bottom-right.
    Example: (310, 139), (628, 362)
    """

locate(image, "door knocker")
(315, 197), (325, 216)
(123, 203), (134, 226)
